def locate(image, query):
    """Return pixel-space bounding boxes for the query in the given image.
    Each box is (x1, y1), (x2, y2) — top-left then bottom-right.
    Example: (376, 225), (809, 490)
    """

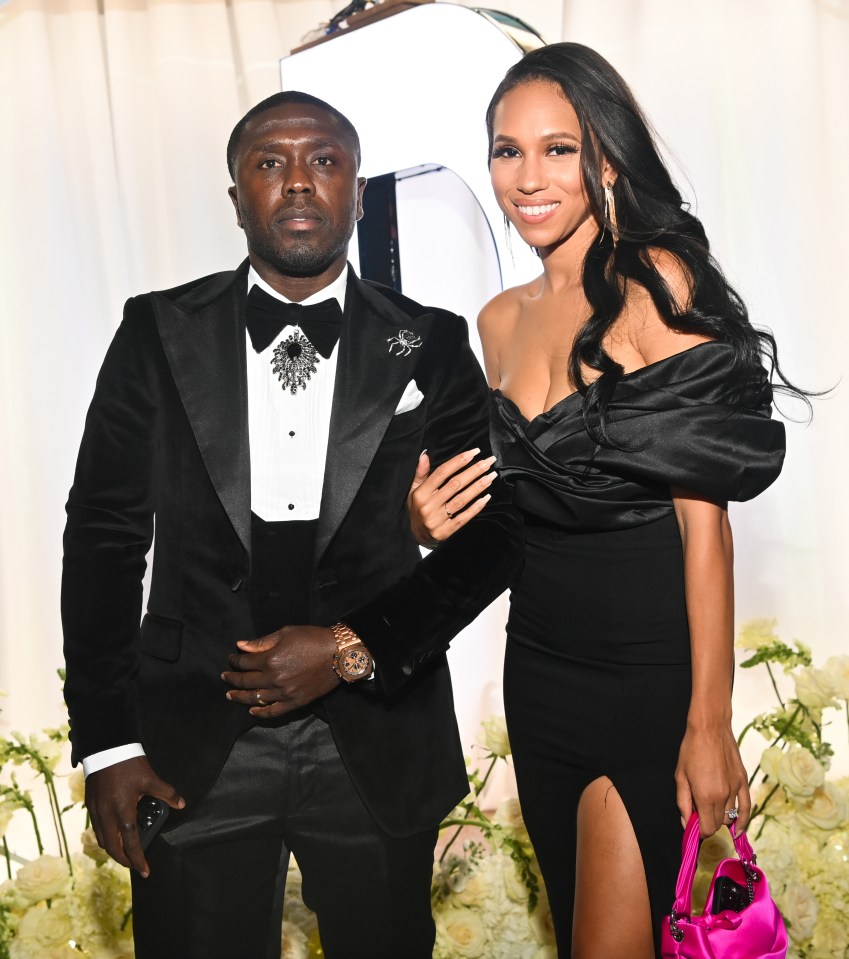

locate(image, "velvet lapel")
(315, 271), (433, 563)
(151, 262), (252, 559)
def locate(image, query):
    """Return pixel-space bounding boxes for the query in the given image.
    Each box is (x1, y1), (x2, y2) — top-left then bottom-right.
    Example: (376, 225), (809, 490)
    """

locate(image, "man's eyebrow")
(245, 136), (344, 154)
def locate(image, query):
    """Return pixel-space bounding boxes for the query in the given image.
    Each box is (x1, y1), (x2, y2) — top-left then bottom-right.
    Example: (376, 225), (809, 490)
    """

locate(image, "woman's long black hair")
(486, 43), (809, 442)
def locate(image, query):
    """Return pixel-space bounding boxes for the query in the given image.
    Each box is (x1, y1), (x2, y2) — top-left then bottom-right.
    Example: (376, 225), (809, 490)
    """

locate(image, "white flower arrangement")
(0, 680), (135, 959)
(721, 620), (849, 959)
(5, 629), (845, 958)
(0, 701), (549, 958)
(429, 716), (553, 959)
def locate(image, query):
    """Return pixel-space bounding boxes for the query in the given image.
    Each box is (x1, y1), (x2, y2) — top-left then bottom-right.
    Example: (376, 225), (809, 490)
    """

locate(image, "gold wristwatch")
(331, 623), (374, 683)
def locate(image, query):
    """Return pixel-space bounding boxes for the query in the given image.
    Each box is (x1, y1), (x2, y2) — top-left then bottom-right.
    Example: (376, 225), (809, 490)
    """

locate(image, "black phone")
(710, 875), (750, 914)
(137, 795), (169, 850)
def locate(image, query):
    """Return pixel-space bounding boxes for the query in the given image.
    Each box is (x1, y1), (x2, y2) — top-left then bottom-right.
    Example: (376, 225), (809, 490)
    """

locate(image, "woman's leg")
(573, 776), (654, 959)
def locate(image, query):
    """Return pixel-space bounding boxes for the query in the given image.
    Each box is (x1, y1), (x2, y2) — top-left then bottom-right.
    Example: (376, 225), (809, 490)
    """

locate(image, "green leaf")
(739, 640), (811, 671)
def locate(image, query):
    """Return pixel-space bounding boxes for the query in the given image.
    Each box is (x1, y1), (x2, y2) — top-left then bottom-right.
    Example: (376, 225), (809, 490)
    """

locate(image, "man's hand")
(222, 625), (341, 718)
(408, 449), (497, 548)
(85, 756), (185, 877)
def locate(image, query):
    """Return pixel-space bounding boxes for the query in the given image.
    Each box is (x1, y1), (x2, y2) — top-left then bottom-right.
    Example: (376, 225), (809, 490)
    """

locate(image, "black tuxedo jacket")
(62, 262), (522, 837)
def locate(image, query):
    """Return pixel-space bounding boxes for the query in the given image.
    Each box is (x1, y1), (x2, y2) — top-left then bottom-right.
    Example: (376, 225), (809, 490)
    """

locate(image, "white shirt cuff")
(82, 743), (146, 778)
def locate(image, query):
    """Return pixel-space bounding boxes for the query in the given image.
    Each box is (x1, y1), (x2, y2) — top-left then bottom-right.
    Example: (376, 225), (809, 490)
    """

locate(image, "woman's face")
(490, 80), (602, 254)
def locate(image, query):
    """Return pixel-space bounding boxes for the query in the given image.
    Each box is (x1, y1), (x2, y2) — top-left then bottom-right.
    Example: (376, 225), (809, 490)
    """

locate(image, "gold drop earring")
(503, 213), (515, 266)
(604, 182), (619, 248)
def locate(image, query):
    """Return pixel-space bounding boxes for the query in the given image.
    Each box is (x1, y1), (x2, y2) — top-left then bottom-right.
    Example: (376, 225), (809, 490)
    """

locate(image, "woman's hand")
(407, 449), (497, 547)
(675, 722), (751, 838)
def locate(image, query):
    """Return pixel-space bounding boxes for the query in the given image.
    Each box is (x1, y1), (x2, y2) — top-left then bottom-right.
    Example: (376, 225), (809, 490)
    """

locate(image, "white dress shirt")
(83, 266), (349, 777)
(247, 266), (344, 521)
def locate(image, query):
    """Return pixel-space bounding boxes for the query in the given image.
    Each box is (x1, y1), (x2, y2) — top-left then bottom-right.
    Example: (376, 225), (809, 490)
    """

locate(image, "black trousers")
(131, 714), (437, 959)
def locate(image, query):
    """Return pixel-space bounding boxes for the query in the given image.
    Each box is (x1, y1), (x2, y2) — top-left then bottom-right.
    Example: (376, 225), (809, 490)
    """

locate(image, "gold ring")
(444, 504), (454, 519)
(255, 690), (269, 707)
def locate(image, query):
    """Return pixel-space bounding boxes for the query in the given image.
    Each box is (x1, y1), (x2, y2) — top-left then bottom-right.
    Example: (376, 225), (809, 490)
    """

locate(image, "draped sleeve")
(491, 341), (786, 532)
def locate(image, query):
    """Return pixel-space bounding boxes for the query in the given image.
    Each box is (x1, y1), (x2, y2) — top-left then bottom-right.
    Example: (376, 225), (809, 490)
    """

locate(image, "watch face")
(343, 647), (372, 677)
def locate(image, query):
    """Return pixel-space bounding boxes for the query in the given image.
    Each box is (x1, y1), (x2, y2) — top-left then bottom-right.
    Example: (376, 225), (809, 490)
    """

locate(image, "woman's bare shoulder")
(477, 282), (538, 386)
(477, 281), (535, 334)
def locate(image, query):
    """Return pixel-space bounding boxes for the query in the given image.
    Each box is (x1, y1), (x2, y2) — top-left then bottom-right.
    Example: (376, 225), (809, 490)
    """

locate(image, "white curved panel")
(279, 2), (541, 293)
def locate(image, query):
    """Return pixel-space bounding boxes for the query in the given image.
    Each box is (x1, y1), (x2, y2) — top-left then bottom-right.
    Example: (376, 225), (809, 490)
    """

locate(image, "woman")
(409, 44), (796, 958)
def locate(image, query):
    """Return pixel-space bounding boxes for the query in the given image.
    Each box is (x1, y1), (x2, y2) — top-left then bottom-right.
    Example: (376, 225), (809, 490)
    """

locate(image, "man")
(62, 91), (520, 959)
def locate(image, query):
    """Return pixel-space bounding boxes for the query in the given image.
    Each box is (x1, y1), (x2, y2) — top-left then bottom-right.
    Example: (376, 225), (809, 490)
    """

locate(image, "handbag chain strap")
(669, 907), (686, 942)
(741, 853), (760, 905)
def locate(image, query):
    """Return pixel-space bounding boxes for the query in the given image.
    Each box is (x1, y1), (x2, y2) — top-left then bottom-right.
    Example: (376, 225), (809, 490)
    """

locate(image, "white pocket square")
(394, 379), (425, 415)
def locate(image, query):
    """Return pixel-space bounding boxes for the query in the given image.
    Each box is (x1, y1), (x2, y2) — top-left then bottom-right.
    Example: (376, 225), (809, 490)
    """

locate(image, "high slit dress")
(489, 342), (785, 956)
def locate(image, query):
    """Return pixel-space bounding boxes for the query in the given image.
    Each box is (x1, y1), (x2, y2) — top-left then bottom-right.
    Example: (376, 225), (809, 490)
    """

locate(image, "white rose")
(280, 920), (310, 959)
(14, 855), (70, 903)
(493, 798), (530, 845)
(68, 768), (86, 805)
(821, 655), (849, 701)
(776, 745), (825, 798)
(794, 668), (838, 710)
(456, 868), (491, 908)
(755, 819), (798, 883)
(80, 827), (109, 863)
(11, 904), (43, 941)
(752, 775), (796, 821)
(481, 716), (511, 757)
(502, 857), (531, 904)
(32, 900), (73, 946)
(14, 900), (74, 950)
(795, 783), (848, 832)
(736, 618), (779, 651)
(780, 880), (818, 943)
(435, 907), (487, 958)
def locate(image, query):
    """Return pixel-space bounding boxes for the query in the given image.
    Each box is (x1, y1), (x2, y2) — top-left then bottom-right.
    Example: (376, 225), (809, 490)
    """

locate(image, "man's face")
(228, 103), (366, 282)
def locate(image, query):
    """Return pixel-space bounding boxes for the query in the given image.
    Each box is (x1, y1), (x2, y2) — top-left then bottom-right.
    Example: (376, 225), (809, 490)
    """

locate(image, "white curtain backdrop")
(1, 0), (847, 781)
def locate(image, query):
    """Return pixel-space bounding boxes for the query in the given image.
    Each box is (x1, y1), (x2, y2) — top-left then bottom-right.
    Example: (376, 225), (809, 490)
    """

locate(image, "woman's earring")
(604, 182), (619, 248)
(503, 213), (515, 265)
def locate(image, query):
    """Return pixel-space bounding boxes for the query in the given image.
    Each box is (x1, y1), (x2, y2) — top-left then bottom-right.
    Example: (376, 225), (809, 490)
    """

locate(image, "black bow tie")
(246, 284), (343, 359)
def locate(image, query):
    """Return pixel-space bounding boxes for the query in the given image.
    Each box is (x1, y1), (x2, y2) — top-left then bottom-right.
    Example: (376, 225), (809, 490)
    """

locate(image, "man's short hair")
(226, 91), (362, 179)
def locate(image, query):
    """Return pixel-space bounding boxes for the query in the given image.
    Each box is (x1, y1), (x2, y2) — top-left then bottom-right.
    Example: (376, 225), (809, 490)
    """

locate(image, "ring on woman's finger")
(254, 690), (269, 707)
(444, 504), (455, 519)
(725, 807), (739, 820)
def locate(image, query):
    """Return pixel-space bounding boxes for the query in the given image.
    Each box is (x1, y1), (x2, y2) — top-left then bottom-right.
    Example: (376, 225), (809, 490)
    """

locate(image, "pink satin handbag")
(661, 812), (787, 959)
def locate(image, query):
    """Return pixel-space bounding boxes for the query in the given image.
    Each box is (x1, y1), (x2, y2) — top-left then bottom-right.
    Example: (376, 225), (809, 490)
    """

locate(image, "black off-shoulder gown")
(490, 342), (786, 957)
